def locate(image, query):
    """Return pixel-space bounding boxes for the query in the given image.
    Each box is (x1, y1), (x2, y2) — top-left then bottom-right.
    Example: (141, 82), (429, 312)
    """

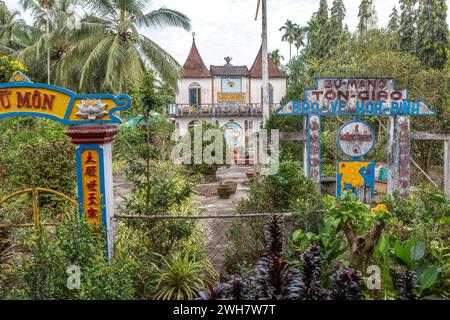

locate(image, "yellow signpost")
(0, 71), (131, 259)
(217, 92), (246, 102)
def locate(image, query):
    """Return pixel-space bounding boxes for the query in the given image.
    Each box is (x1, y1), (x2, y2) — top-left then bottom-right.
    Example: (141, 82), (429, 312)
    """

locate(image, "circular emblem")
(191, 104), (200, 114)
(337, 119), (375, 158)
(222, 122), (243, 147)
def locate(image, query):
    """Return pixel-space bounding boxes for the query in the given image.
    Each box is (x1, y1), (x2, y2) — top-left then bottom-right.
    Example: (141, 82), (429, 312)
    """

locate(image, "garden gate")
(0, 72), (131, 258)
(275, 78), (438, 199)
(0, 187), (77, 235)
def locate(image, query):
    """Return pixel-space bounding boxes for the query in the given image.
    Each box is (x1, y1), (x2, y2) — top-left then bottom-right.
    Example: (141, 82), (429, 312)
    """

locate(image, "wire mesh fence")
(114, 213), (302, 272)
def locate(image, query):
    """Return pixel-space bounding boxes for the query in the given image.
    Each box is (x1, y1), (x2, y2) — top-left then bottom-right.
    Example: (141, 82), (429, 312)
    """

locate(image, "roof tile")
(210, 63), (249, 76)
(181, 40), (211, 78)
(249, 46), (288, 78)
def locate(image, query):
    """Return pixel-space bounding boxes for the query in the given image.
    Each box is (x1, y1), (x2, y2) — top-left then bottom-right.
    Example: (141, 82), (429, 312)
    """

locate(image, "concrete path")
(113, 171), (132, 214)
(113, 165), (253, 271)
(194, 165), (252, 270)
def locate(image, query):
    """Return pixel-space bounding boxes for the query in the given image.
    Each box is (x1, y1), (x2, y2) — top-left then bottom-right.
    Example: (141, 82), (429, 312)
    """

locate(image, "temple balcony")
(167, 103), (280, 117)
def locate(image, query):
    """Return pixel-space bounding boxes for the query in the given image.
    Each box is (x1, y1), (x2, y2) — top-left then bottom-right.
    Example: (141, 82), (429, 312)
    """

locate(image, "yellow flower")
(371, 204), (388, 214)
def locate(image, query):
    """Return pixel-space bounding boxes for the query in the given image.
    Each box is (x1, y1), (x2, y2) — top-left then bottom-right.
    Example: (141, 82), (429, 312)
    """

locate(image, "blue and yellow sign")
(276, 78), (436, 116)
(79, 147), (104, 225)
(0, 72), (131, 125)
(337, 160), (375, 199)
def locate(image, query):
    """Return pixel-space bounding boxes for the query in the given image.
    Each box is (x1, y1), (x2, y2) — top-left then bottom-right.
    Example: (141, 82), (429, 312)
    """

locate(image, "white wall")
(178, 77), (263, 104)
(212, 77), (250, 103)
(176, 78), (212, 104)
(249, 78), (286, 104)
(176, 115), (264, 147)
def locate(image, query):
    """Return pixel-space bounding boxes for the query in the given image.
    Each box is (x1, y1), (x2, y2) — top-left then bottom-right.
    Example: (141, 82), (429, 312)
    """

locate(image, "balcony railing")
(167, 103), (280, 116)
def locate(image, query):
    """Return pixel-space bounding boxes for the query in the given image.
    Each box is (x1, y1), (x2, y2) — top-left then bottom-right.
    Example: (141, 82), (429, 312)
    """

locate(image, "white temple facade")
(168, 36), (287, 160)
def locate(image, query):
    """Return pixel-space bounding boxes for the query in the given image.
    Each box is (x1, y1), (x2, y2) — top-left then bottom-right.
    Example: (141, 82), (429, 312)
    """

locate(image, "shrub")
(0, 56), (28, 83)
(226, 161), (324, 273)
(183, 121), (228, 179)
(16, 216), (137, 300)
(152, 252), (218, 300)
(330, 268), (364, 300)
(391, 269), (419, 300)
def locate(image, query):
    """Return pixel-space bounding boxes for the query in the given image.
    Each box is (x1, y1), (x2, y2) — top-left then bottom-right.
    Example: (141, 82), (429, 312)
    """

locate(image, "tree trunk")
(342, 220), (384, 272)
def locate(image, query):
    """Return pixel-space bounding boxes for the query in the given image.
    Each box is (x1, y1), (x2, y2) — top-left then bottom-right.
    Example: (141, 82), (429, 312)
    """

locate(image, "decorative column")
(387, 116), (411, 197)
(398, 116), (411, 196)
(387, 116), (400, 196)
(65, 125), (119, 260)
(445, 139), (450, 198)
(307, 115), (321, 190)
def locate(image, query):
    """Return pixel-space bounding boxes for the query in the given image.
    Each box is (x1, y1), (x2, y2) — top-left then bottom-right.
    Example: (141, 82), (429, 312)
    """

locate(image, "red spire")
(181, 37), (211, 78)
(249, 46), (288, 78)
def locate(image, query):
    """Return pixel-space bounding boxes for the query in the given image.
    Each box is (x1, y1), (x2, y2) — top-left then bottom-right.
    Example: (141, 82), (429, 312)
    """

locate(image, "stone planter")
(217, 184), (233, 199)
(222, 181), (237, 194)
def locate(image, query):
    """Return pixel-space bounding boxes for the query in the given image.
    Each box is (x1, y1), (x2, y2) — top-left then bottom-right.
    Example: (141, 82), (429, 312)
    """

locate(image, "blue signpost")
(275, 78), (437, 197)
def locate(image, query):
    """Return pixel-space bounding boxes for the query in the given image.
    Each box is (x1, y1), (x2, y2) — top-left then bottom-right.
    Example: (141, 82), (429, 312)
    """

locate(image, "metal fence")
(114, 213), (300, 272)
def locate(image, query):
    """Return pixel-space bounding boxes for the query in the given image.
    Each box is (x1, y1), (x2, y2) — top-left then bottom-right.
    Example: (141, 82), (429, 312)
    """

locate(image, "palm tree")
(63, 0), (191, 93)
(269, 49), (283, 66)
(0, 1), (29, 54)
(13, 0), (81, 87)
(279, 19), (297, 61)
(293, 26), (307, 57)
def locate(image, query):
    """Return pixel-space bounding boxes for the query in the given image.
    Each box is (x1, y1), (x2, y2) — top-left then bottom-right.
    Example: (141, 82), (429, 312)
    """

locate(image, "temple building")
(168, 36), (287, 159)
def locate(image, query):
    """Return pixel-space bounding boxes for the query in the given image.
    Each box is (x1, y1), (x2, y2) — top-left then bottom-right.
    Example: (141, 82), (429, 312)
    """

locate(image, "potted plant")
(222, 181), (237, 194)
(217, 184), (233, 199)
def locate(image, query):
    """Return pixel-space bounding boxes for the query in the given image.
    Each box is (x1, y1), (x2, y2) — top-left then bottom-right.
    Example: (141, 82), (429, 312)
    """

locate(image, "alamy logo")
(366, 265), (381, 290)
(66, 265), (81, 290)
(170, 127), (280, 176)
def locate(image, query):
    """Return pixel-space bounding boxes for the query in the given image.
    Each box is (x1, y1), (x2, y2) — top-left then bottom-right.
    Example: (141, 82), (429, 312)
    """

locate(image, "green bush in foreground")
(15, 216), (137, 300)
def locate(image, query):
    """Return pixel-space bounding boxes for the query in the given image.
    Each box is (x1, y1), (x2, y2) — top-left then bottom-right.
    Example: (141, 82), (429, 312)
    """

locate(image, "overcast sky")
(4, 0), (450, 67)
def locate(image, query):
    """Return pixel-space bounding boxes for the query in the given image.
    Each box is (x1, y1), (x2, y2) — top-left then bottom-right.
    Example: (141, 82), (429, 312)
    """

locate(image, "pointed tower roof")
(181, 36), (211, 78)
(249, 46), (288, 78)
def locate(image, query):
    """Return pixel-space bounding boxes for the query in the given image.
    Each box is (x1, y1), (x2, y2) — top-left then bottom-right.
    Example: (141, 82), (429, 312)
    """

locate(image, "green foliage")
(0, 55), (27, 82)
(292, 223), (347, 273)
(0, 0), (191, 91)
(0, 118), (76, 224)
(226, 161), (324, 273)
(152, 252), (217, 300)
(417, 0), (448, 69)
(183, 121), (228, 178)
(329, 0), (346, 47)
(357, 0), (377, 33)
(305, 0), (331, 60)
(265, 114), (304, 162)
(237, 161), (323, 215)
(387, 6), (400, 33)
(269, 49), (284, 67)
(17, 216), (137, 300)
(399, 0), (418, 54)
(279, 19), (298, 61)
(324, 192), (392, 233)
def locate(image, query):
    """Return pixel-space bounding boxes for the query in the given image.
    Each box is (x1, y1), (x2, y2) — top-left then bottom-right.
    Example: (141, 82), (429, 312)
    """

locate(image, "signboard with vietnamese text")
(337, 119), (375, 158)
(273, 77), (438, 200)
(276, 78), (436, 116)
(217, 92), (246, 102)
(0, 76), (131, 125)
(79, 148), (104, 225)
(1, 72), (131, 259)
